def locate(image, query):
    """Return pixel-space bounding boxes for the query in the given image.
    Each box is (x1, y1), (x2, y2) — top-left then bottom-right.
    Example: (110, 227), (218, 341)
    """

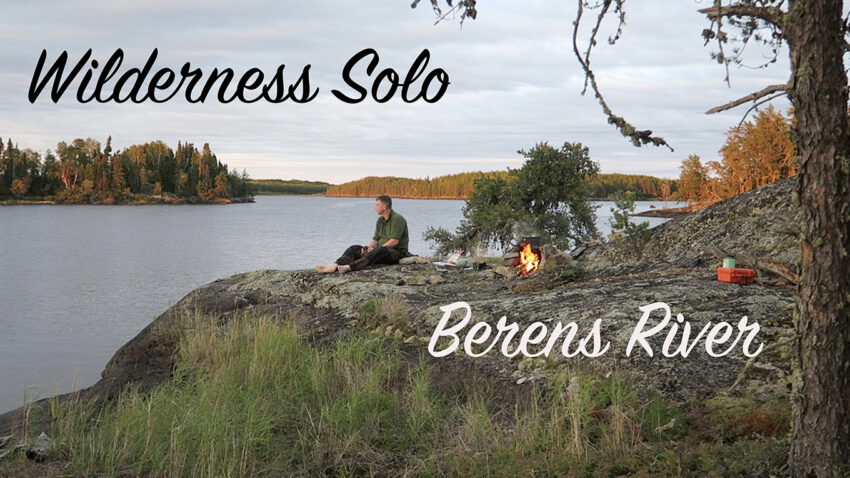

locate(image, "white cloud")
(0, 0), (794, 183)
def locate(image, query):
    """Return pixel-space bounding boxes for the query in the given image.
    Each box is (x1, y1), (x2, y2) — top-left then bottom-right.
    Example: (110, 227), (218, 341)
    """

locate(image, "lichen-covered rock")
(493, 266), (516, 278)
(582, 177), (799, 278)
(0, 178), (798, 438)
(541, 244), (575, 267)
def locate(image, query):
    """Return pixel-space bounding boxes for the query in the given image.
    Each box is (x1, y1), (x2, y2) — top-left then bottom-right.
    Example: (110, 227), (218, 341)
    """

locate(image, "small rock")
(493, 266), (517, 278)
(429, 274), (445, 285)
(399, 256), (431, 265)
(409, 274), (427, 285)
(541, 244), (576, 267)
(396, 279), (406, 286)
(25, 432), (54, 462)
(512, 280), (539, 293)
(569, 245), (587, 259)
(502, 251), (520, 267)
(479, 270), (497, 280)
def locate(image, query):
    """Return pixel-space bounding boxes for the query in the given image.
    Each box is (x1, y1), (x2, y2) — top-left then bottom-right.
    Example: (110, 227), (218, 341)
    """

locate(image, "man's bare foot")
(337, 264), (352, 274)
(315, 264), (338, 273)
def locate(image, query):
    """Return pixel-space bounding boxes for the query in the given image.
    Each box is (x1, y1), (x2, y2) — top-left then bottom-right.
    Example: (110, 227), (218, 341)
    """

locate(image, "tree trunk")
(787, 0), (850, 476)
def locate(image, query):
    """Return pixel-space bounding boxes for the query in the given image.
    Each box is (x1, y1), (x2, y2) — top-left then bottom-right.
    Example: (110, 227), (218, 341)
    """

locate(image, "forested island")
(0, 136), (253, 204)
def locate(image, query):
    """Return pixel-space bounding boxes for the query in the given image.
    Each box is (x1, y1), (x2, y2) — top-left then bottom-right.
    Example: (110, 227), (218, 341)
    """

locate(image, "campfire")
(517, 236), (542, 276)
(497, 236), (574, 279)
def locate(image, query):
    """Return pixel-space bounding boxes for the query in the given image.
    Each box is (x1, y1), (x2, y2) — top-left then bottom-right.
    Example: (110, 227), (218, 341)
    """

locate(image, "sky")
(0, 0), (793, 183)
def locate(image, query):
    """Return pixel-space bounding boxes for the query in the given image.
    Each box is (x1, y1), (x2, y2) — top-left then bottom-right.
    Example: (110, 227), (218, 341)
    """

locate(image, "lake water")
(0, 196), (681, 414)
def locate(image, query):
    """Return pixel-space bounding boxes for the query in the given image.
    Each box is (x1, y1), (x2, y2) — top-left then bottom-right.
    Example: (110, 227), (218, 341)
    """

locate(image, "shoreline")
(0, 196), (256, 206)
(324, 193), (468, 200)
(633, 206), (692, 218)
(4, 193), (683, 204)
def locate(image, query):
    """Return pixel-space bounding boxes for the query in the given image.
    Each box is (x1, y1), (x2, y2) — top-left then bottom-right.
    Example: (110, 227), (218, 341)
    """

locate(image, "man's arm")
(367, 238), (397, 251)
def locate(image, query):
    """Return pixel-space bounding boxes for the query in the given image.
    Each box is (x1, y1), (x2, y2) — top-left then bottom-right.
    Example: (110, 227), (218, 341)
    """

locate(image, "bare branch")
(707, 1), (732, 86)
(579, 0), (614, 95)
(698, 3), (786, 31)
(572, 0), (673, 151)
(706, 83), (787, 114)
(411, 0), (477, 26)
(735, 91), (786, 126)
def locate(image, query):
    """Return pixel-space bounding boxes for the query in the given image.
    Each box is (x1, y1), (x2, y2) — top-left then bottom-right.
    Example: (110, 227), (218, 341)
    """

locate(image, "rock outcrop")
(583, 176), (799, 277)
(0, 178), (800, 439)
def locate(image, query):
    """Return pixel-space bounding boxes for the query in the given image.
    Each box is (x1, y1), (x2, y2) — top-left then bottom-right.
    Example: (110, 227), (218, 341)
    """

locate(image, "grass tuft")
(0, 308), (790, 477)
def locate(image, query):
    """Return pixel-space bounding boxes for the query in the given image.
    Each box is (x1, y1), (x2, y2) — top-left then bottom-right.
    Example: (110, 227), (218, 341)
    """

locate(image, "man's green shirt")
(373, 210), (409, 254)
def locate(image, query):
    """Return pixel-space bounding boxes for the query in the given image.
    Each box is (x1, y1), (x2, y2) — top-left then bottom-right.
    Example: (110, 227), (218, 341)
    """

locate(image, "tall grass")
(44, 310), (452, 477)
(1, 308), (790, 477)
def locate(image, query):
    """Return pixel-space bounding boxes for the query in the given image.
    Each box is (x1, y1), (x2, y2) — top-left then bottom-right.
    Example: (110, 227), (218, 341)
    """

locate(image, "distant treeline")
(0, 136), (253, 203)
(326, 172), (511, 199)
(586, 174), (677, 200)
(248, 179), (331, 195)
(325, 172), (677, 200)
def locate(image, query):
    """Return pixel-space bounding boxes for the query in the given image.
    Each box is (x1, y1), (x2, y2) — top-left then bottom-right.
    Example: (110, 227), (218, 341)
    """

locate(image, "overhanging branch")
(705, 83), (788, 114)
(572, 0), (673, 151)
(698, 3), (786, 31)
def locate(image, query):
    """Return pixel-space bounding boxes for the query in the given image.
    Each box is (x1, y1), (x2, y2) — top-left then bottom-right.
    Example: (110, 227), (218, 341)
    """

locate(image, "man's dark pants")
(336, 244), (405, 271)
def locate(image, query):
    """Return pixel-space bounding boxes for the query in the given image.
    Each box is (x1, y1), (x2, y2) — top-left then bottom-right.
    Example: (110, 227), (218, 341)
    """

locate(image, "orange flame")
(518, 243), (540, 276)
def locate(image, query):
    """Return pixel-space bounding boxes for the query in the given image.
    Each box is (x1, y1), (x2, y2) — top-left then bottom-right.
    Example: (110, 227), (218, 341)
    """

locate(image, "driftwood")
(758, 258), (799, 284)
(704, 245), (729, 260)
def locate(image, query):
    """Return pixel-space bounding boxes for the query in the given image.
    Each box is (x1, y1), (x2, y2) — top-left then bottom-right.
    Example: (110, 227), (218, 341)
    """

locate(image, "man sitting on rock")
(315, 195), (410, 274)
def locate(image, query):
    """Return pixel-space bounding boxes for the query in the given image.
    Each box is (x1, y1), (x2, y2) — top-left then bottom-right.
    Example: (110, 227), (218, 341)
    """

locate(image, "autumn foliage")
(677, 106), (796, 206)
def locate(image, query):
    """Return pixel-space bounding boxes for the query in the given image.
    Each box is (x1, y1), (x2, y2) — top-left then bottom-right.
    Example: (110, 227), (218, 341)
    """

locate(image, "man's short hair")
(376, 195), (392, 209)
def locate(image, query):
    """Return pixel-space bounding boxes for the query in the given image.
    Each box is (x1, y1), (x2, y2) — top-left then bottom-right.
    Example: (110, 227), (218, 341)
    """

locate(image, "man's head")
(375, 195), (392, 215)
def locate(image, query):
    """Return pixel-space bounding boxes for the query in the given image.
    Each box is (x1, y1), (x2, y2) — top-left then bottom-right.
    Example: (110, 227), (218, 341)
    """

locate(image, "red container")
(717, 267), (756, 285)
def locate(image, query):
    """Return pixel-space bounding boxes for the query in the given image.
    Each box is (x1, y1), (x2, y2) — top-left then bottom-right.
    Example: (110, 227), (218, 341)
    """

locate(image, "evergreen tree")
(609, 191), (652, 256)
(0, 136), (6, 198)
(111, 154), (126, 198)
(6, 138), (14, 190)
(426, 141), (600, 253)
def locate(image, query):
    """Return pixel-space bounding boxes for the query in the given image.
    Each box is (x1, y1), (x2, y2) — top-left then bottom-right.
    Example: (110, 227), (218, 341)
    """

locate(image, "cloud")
(0, 0), (792, 183)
